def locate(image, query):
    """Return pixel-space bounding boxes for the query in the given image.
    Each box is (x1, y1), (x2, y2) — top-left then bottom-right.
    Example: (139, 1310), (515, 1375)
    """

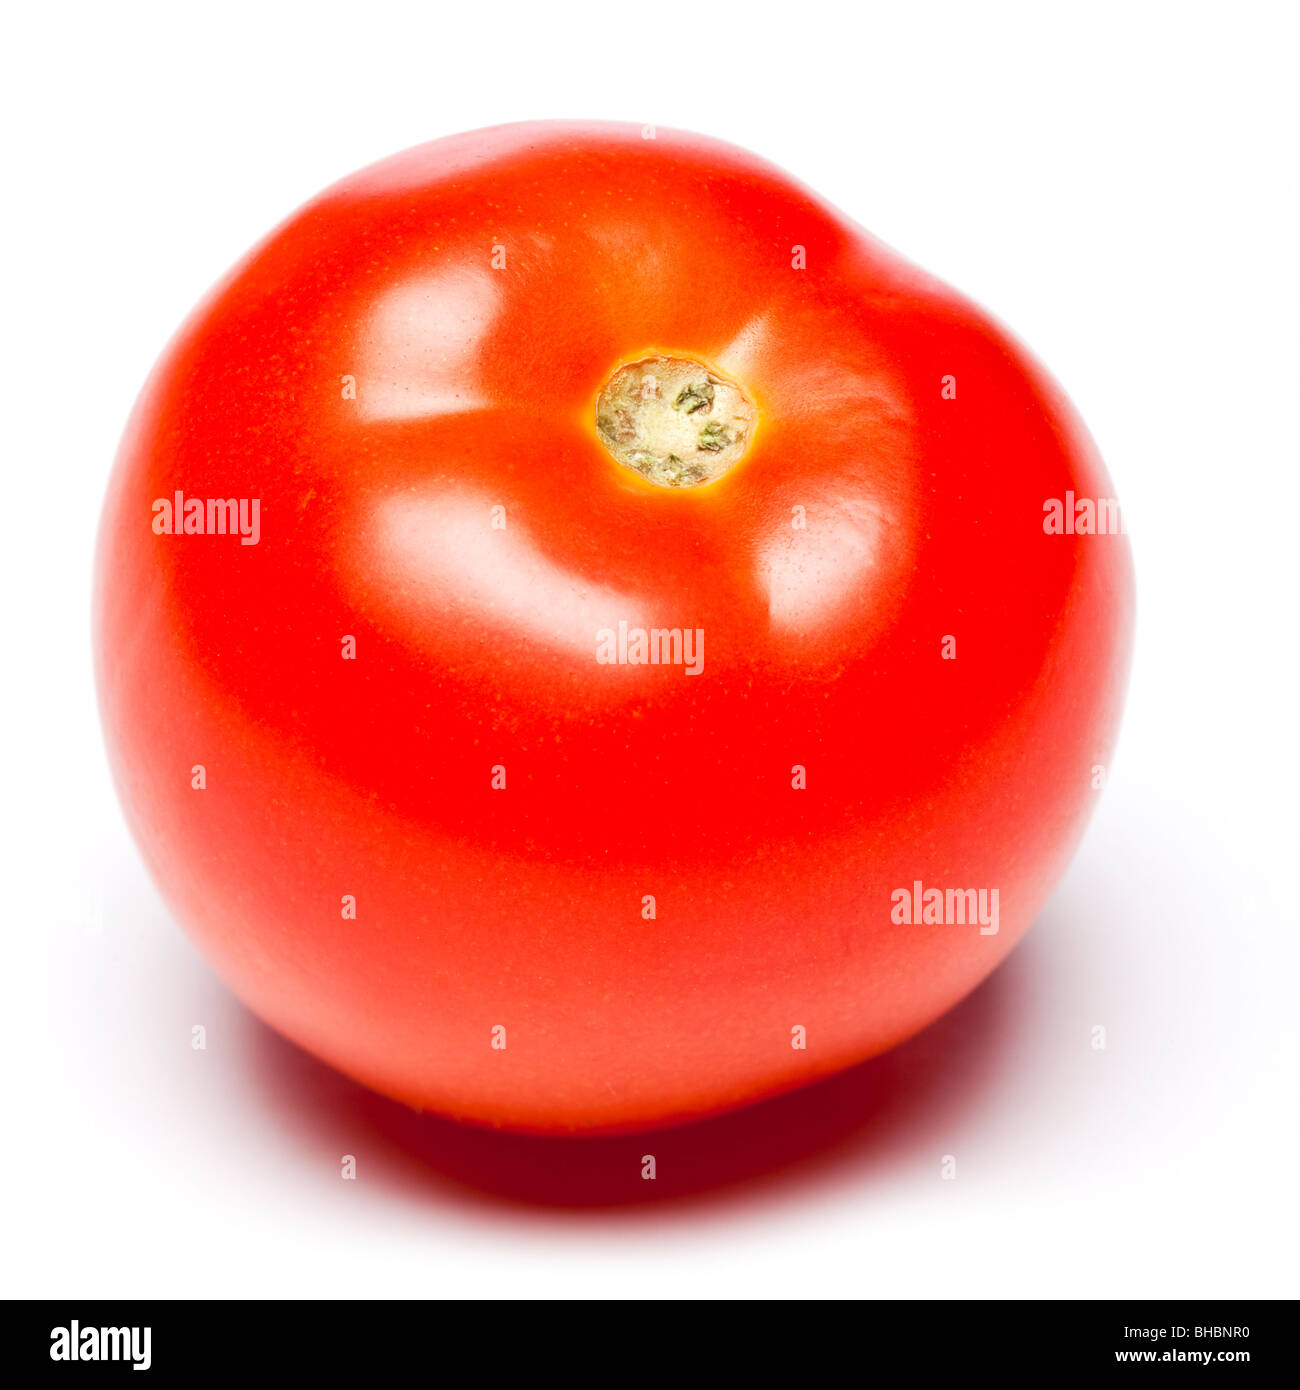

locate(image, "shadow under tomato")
(243, 944), (1026, 1215)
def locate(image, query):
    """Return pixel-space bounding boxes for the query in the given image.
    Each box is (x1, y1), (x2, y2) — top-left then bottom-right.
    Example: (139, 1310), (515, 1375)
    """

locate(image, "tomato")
(94, 122), (1133, 1134)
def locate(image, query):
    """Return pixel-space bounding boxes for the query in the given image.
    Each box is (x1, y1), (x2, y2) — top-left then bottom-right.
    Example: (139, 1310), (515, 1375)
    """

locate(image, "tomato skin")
(95, 122), (1133, 1133)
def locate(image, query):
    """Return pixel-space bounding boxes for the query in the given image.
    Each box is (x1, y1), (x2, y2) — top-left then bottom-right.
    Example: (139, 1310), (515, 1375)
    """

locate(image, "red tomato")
(95, 122), (1133, 1133)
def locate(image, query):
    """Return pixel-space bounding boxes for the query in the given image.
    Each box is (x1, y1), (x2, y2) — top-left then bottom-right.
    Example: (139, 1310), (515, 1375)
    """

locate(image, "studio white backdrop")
(2, 0), (1296, 1298)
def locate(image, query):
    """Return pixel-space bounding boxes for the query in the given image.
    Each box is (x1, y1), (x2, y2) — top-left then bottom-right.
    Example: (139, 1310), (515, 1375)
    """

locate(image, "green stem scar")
(595, 356), (757, 487)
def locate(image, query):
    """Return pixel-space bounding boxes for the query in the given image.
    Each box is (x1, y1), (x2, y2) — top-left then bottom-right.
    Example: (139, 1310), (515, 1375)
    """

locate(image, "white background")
(3, 0), (1297, 1299)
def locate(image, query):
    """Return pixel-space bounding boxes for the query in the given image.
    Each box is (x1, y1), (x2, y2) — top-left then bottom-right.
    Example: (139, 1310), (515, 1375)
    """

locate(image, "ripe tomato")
(95, 122), (1133, 1133)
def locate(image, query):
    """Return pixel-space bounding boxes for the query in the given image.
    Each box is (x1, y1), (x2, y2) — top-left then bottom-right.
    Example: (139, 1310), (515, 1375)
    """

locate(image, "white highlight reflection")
(372, 489), (644, 656)
(760, 498), (892, 632)
(358, 268), (500, 421)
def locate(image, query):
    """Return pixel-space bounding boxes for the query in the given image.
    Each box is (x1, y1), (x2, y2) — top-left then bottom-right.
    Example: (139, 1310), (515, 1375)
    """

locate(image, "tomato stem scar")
(595, 356), (756, 487)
